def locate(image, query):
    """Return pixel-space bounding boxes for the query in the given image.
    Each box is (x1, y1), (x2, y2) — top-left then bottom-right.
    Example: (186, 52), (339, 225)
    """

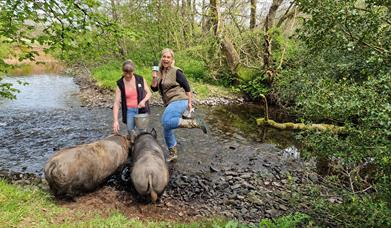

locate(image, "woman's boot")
(167, 146), (178, 162)
(178, 117), (208, 134)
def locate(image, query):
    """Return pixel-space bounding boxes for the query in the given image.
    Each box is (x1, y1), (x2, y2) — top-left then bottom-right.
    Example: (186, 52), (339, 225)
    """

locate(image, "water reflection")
(0, 75), (80, 110)
(203, 104), (296, 148)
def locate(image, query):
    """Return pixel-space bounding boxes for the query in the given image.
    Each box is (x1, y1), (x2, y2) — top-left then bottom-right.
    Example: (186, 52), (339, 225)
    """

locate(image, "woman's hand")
(138, 100), (146, 108)
(188, 102), (193, 112)
(113, 121), (120, 135)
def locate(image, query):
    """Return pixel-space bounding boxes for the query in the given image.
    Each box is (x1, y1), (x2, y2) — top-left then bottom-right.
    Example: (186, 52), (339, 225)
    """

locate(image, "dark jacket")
(116, 74), (150, 124)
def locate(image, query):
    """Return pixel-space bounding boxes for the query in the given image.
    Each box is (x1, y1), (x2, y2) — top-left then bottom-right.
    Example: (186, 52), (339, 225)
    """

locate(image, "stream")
(0, 74), (306, 223)
(0, 74), (298, 175)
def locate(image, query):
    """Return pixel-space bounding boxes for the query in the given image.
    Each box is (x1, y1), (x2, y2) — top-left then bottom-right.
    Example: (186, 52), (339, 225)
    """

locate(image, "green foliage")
(175, 51), (208, 82)
(326, 195), (391, 228)
(275, 0), (391, 226)
(259, 212), (312, 228)
(0, 0), (108, 99)
(0, 77), (19, 99)
(91, 60), (122, 90)
(305, 186), (391, 228)
(277, 0), (391, 186)
(236, 66), (259, 81)
(238, 73), (270, 100)
(295, 0), (390, 82)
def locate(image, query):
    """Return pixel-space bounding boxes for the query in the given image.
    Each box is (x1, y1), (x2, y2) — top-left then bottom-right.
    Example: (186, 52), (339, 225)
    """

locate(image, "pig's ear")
(151, 128), (157, 138)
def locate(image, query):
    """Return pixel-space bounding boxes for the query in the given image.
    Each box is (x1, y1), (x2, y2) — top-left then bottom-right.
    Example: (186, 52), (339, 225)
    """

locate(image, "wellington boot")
(178, 117), (208, 134)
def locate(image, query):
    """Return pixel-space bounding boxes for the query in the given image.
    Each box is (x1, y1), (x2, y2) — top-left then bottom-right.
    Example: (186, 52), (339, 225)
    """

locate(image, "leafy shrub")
(275, 1), (391, 226)
(239, 73), (270, 100)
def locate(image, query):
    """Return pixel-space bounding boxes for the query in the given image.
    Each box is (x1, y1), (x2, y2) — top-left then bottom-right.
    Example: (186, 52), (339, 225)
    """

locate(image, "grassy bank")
(0, 180), (314, 227)
(0, 180), (227, 227)
(91, 60), (237, 100)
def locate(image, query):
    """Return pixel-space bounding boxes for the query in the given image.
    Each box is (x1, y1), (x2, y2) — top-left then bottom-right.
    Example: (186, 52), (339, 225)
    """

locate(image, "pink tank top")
(125, 87), (138, 108)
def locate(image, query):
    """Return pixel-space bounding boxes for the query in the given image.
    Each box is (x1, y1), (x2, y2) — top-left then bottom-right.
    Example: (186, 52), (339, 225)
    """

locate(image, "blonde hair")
(160, 48), (175, 72)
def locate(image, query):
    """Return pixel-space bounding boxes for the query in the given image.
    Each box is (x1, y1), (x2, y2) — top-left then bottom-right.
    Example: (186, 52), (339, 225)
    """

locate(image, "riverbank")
(1, 154), (318, 226)
(4, 47), (64, 76)
(68, 64), (245, 109)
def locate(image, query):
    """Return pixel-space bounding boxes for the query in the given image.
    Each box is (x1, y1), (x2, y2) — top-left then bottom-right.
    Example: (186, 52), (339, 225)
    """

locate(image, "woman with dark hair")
(113, 60), (152, 134)
(151, 48), (207, 162)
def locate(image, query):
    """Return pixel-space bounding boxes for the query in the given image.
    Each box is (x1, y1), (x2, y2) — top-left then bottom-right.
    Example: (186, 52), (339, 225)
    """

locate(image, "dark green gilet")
(159, 66), (188, 106)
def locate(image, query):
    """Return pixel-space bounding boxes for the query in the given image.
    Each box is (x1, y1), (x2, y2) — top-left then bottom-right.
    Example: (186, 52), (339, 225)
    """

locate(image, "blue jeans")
(126, 108), (139, 133)
(161, 100), (188, 149)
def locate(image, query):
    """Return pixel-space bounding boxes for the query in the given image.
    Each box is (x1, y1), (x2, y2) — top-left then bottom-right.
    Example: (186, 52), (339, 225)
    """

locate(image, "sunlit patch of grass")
(0, 180), (64, 227)
(90, 61), (121, 90)
(191, 81), (237, 100)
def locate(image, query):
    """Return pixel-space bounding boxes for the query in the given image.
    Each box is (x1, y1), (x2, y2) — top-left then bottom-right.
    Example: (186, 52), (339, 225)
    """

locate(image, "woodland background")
(0, 0), (390, 226)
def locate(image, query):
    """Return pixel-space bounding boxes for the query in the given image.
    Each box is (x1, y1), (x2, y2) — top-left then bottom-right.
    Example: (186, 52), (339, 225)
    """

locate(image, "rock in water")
(44, 135), (129, 197)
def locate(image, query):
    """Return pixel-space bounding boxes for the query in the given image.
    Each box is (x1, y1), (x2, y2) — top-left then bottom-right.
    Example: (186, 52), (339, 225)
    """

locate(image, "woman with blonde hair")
(113, 59), (152, 134)
(151, 48), (207, 162)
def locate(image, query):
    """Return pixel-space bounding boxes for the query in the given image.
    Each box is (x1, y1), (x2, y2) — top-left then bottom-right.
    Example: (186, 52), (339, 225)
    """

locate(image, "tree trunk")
(209, 0), (221, 35)
(276, 2), (296, 28)
(188, 0), (194, 36)
(257, 94), (345, 133)
(201, 0), (208, 33)
(250, 0), (256, 29)
(263, 0), (283, 87)
(221, 36), (240, 75)
(264, 0), (283, 31)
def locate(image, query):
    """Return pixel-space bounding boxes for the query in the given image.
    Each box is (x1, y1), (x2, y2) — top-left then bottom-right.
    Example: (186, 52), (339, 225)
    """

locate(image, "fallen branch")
(257, 94), (345, 133)
(256, 118), (345, 133)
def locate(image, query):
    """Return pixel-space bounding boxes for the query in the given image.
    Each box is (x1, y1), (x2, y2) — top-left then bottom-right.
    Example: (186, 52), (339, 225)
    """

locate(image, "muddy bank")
(1, 154), (317, 224)
(1, 135), (318, 224)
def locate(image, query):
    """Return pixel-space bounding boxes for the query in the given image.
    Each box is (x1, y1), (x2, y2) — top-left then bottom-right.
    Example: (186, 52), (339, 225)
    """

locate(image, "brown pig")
(44, 135), (129, 197)
(131, 130), (169, 202)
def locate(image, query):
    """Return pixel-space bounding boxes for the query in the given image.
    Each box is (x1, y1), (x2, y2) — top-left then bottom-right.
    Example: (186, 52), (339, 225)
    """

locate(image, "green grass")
(0, 179), (316, 227)
(91, 61), (237, 100)
(0, 180), (64, 227)
(0, 180), (238, 227)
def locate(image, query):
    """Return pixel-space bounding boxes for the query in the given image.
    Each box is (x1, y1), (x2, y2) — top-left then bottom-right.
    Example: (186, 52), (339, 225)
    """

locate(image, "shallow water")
(0, 75), (298, 175)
